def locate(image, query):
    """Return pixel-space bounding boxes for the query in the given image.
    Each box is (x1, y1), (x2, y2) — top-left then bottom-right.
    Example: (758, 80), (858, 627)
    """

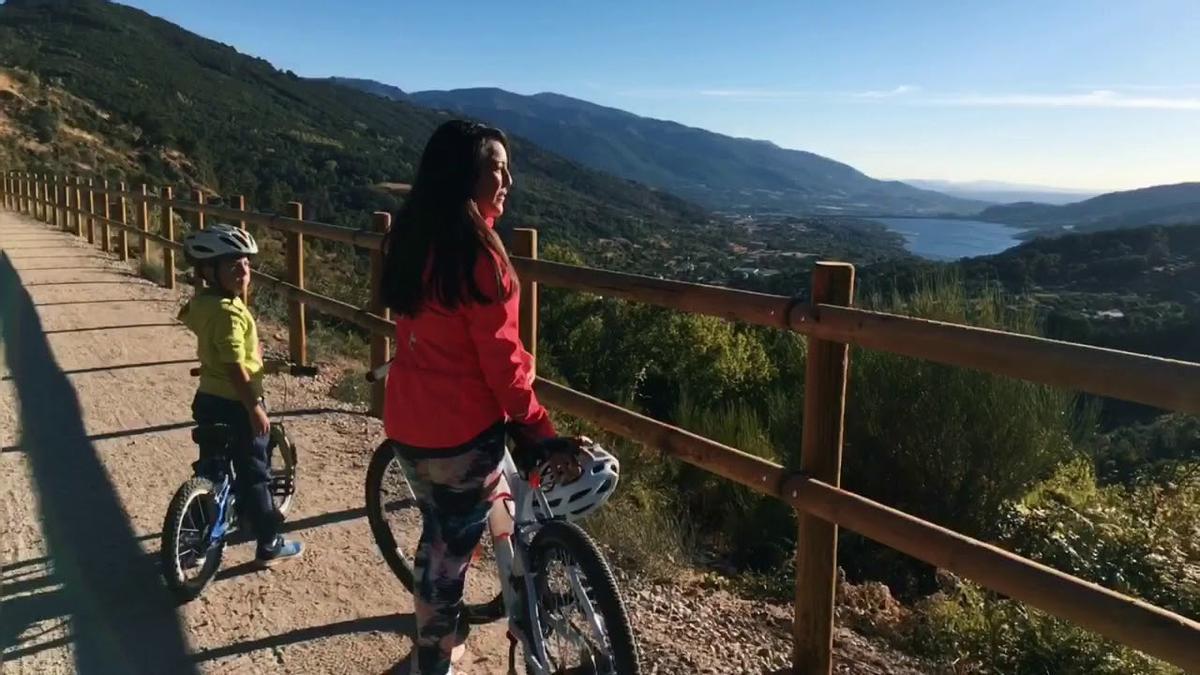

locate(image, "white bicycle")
(363, 360), (640, 675)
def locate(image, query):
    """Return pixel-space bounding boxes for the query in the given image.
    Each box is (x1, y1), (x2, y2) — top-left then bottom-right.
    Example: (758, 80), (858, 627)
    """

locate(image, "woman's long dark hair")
(380, 120), (518, 317)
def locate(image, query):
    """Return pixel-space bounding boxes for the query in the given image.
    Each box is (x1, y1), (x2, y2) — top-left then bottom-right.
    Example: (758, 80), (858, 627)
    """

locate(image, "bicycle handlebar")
(188, 361), (319, 378)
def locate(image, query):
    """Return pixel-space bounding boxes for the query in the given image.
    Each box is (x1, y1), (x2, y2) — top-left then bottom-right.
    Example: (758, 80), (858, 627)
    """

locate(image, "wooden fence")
(3, 170), (1200, 673)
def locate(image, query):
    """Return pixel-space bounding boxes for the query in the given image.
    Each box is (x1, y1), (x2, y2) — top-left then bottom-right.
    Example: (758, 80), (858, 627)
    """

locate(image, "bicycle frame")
(207, 474), (236, 547)
(488, 450), (608, 675)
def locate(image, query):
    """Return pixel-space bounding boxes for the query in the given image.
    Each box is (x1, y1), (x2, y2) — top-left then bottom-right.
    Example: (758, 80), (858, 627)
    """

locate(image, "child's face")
(213, 256), (250, 296)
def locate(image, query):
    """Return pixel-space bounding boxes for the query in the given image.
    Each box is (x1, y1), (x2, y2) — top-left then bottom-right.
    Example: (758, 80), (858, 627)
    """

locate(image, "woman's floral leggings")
(393, 424), (505, 675)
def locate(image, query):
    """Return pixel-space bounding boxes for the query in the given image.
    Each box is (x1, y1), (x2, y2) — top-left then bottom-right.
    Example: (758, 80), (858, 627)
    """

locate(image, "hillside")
(864, 223), (1200, 370)
(329, 80), (985, 218)
(979, 182), (1200, 234)
(0, 0), (713, 254)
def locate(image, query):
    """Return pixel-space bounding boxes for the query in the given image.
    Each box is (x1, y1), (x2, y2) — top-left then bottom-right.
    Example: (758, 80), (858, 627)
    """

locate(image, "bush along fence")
(3, 170), (1200, 673)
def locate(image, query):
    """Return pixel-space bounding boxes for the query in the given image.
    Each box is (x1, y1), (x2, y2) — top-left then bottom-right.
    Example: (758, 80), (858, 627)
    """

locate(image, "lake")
(871, 217), (1027, 260)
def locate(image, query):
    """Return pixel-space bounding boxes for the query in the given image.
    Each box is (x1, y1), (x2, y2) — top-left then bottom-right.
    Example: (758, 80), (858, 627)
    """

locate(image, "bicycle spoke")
(536, 546), (615, 675)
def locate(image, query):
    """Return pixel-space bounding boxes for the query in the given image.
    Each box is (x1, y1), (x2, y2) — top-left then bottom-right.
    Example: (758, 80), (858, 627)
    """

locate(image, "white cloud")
(929, 89), (1200, 110)
(697, 88), (809, 99)
(696, 85), (921, 101)
(853, 84), (920, 98)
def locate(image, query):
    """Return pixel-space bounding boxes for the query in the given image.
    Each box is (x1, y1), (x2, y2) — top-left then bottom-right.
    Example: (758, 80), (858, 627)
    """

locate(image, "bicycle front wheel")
(160, 477), (226, 603)
(364, 440), (505, 622)
(527, 520), (640, 675)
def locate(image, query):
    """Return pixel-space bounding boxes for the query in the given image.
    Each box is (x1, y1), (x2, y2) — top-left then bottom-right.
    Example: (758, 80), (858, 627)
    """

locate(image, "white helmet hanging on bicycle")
(531, 440), (619, 521)
(183, 223), (258, 263)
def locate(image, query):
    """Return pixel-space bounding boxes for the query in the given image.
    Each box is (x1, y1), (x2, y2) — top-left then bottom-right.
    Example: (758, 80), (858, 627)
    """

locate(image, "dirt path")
(0, 212), (515, 674)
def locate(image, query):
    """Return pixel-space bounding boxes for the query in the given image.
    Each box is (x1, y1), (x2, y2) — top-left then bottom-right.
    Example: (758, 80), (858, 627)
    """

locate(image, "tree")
(27, 105), (57, 143)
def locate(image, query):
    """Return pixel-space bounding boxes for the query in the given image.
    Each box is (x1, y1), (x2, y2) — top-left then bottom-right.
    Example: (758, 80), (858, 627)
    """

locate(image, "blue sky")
(123, 0), (1199, 191)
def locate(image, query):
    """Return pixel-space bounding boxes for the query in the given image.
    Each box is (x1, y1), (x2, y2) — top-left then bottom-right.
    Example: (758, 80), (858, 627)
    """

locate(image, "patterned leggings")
(394, 424), (505, 675)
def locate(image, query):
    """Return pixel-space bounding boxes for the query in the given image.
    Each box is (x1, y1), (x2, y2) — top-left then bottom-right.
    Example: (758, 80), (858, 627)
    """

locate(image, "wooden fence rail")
(3, 170), (1200, 673)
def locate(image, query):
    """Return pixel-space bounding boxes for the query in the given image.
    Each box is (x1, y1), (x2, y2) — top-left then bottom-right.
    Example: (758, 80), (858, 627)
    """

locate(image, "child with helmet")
(178, 222), (304, 567)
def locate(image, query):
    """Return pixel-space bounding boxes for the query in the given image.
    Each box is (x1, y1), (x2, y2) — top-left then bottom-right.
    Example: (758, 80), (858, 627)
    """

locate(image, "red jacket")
(383, 244), (555, 450)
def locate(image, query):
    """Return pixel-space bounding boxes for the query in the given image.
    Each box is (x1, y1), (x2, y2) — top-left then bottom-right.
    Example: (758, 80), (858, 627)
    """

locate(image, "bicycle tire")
(527, 520), (640, 675)
(269, 424), (297, 516)
(161, 477), (226, 603)
(364, 440), (505, 622)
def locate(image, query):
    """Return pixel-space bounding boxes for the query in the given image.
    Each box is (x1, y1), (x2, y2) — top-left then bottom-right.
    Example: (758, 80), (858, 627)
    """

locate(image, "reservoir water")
(871, 217), (1027, 260)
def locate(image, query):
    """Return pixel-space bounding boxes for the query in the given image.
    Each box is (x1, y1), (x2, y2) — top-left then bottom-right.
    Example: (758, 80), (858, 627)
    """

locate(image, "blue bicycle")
(159, 360), (315, 602)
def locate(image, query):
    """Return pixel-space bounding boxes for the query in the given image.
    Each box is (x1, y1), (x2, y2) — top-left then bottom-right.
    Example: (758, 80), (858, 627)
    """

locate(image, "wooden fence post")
(87, 179), (96, 244)
(73, 177), (83, 237)
(512, 228), (539, 369)
(234, 194), (247, 230)
(193, 189), (205, 230)
(138, 183), (150, 261)
(34, 175), (43, 221)
(101, 179), (111, 253)
(116, 181), (129, 260)
(793, 261), (856, 675)
(191, 189), (206, 291)
(59, 175), (68, 231)
(162, 186), (175, 290)
(66, 176), (74, 232)
(368, 211), (392, 417)
(285, 201), (306, 365)
(234, 194), (249, 303)
(45, 172), (55, 225)
(64, 176), (74, 231)
(39, 174), (47, 222)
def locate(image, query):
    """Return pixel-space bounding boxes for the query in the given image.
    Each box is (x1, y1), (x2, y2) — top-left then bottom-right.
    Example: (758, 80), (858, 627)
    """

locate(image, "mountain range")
(978, 183), (1200, 233)
(323, 79), (987, 218)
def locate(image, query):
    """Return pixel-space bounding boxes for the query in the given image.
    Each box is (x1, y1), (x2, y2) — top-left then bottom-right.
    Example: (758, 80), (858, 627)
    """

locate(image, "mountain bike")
(363, 360), (640, 675)
(159, 359), (317, 602)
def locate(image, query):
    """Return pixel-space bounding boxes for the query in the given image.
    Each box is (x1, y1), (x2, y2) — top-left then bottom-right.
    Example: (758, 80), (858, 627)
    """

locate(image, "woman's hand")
(544, 436), (589, 485)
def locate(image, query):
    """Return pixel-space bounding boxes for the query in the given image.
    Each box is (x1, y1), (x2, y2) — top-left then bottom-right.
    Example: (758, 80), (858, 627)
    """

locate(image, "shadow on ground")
(0, 251), (198, 674)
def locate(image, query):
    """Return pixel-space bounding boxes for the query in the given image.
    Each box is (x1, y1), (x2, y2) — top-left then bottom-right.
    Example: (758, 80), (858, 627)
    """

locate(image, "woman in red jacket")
(379, 120), (578, 675)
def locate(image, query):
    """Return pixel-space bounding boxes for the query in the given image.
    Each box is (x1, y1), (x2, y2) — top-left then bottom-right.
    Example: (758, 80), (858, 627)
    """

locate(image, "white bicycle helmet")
(531, 440), (620, 521)
(182, 223), (258, 263)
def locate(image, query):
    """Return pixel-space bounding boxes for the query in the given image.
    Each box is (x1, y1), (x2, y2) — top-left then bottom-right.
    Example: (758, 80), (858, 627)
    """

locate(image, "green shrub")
(910, 581), (1178, 674)
(1001, 459), (1200, 618)
(839, 275), (1090, 591)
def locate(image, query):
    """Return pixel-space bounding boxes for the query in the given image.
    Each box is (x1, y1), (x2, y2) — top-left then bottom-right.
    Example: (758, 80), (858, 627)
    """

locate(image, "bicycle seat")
(192, 424), (233, 447)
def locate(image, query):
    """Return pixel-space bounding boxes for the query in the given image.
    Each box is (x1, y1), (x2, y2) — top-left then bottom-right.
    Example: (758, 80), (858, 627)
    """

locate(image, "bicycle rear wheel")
(364, 440), (505, 622)
(160, 477), (226, 602)
(526, 520), (640, 675)
(269, 424), (297, 516)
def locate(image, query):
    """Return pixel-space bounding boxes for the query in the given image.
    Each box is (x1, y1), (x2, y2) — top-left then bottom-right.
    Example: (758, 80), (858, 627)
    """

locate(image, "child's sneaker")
(256, 536), (305, 568)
